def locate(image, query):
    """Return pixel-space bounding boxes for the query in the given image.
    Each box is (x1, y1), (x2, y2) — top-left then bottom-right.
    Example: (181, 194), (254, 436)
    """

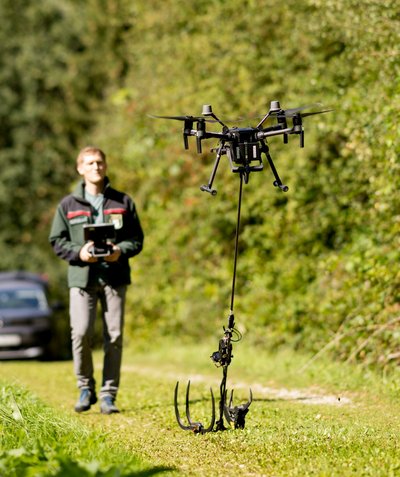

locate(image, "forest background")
(1, 0), (399, 368)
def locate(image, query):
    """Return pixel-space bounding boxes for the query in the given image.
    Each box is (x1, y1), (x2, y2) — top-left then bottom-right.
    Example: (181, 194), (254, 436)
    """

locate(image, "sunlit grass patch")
(1, 341), (400, 476)
(0, 382), (170, 477)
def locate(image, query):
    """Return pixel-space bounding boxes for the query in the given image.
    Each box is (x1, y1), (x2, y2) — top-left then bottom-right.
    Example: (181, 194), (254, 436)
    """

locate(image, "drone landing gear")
(200, 138), (288, 196)
(259, 140), (289, 192)
(200, 141), (225, 195)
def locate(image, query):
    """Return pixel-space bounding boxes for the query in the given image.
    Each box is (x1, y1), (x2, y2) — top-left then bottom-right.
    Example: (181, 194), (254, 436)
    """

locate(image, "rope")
(229, 172), (244, 315)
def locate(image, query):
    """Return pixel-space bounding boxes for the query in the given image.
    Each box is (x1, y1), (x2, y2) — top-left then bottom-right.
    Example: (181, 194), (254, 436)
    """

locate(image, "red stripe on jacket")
(67, 210), (91, 219)
(104, 208), (127, 215)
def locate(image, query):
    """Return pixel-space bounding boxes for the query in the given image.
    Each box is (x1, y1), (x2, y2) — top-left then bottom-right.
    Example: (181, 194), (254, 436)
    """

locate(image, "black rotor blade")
(296, 109), (334, 118)
(245, 104), (322, 123)
(148, 114), (217, 123)
(280, 103), (323, 116)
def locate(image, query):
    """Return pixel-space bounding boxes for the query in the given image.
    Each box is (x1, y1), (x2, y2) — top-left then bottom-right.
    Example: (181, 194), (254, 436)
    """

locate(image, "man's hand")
(79, 241), (98, 263)
(104, 244), (121, 262)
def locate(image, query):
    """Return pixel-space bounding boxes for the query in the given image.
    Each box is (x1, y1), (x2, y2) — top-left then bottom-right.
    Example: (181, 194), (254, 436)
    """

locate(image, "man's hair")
(76, 146), (106, 166)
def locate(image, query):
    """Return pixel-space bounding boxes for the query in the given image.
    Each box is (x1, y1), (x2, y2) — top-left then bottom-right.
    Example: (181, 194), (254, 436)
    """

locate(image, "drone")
(152, 101), (332, 433)
(151, 101), (332, 194)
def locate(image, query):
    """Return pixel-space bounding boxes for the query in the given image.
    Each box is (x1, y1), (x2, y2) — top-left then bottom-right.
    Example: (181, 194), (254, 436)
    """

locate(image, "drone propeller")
(148, 114), (218, 123)
(277, 103), (323, 116)
(255, 102), (332, 129)
(279, 105), (333, 118)
(290, 109), (333, 118)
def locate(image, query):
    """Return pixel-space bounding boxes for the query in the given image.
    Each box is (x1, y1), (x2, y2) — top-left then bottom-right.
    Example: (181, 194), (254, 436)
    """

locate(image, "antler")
(223, 388), (253, 429)
(174, 381), (215, 434)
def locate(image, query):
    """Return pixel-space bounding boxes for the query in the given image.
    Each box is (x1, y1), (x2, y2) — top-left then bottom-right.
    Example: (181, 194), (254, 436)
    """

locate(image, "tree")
(0, 0), (132, 273)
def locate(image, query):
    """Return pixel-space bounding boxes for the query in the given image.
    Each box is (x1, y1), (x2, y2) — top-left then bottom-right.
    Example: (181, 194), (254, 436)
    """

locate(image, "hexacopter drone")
(152, 101), (332, 433)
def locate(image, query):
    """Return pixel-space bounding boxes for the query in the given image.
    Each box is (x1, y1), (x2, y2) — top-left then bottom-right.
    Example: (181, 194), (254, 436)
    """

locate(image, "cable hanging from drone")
(151, 101), (332, 433)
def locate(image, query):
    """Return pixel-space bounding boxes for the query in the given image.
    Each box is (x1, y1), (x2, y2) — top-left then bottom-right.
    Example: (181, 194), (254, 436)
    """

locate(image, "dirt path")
(122, 363), (352, 407)
(1, 351), (353, 411)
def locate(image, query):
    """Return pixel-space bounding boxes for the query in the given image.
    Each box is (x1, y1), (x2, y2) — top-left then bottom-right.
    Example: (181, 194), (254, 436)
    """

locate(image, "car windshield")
(0, 288), (48, 311)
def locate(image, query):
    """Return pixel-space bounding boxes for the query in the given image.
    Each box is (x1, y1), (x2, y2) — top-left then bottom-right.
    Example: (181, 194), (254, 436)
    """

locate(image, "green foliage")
(0, 0), (132, 272)
(101, 0), (400, 366)
(1, 0), (399, 365)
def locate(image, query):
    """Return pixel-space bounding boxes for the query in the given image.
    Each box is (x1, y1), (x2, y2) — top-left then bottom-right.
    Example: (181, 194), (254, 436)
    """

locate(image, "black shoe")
(100, 396), (120, 414)
(74, 388), (97, 413)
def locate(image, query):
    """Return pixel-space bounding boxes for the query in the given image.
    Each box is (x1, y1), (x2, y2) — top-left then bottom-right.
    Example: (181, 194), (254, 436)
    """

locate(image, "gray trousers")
(69, 284), (127, 399)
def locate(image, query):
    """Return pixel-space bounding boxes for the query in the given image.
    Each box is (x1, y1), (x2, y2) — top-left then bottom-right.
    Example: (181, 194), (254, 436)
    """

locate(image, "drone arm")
(256, 112), (271, 129)
(204, 131), (232, 141)
(258, 123), (304, 147)
(195, 131), (231, 154)
(256, 126), (293, 140)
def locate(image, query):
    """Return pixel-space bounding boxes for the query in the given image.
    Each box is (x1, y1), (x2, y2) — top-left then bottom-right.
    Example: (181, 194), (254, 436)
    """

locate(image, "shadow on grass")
(130, 467), (175, 476)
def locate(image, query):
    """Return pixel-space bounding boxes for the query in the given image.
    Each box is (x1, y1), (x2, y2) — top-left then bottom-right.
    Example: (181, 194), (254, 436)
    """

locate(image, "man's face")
(77, 153), (107, 186)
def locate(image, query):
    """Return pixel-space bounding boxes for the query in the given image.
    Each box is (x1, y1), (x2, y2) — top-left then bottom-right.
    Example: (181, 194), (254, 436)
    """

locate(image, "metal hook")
(174, 381), (215, 434)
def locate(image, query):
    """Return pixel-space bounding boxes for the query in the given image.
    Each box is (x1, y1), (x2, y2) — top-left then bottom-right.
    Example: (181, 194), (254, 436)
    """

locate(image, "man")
(49, 146), (144, 414)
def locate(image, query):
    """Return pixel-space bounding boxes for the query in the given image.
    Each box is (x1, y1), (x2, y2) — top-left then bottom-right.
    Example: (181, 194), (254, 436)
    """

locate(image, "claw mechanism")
(224, 389), (253, 430)
(173, 315), (253, 433)
(174, 381), (215, 434)
(174, 379), (253, 433)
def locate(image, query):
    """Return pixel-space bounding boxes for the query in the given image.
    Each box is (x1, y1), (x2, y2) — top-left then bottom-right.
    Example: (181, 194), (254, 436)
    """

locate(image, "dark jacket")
(49, 178), (144, 288)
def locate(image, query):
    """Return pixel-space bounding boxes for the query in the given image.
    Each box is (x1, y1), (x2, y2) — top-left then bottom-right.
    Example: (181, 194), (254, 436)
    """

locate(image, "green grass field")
(1, 339), (400, 476)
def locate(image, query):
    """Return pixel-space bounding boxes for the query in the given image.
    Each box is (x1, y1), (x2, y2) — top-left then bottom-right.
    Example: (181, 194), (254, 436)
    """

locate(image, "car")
(0, 271), (55, 359)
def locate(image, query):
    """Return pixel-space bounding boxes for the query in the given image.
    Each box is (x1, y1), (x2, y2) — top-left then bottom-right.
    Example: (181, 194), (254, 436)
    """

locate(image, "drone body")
(152, 101), (331, 194)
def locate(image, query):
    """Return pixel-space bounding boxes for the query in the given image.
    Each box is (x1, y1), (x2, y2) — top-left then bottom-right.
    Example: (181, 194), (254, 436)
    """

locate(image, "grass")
(0, 383), (169, 476)
(1, 337), (400, 476)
